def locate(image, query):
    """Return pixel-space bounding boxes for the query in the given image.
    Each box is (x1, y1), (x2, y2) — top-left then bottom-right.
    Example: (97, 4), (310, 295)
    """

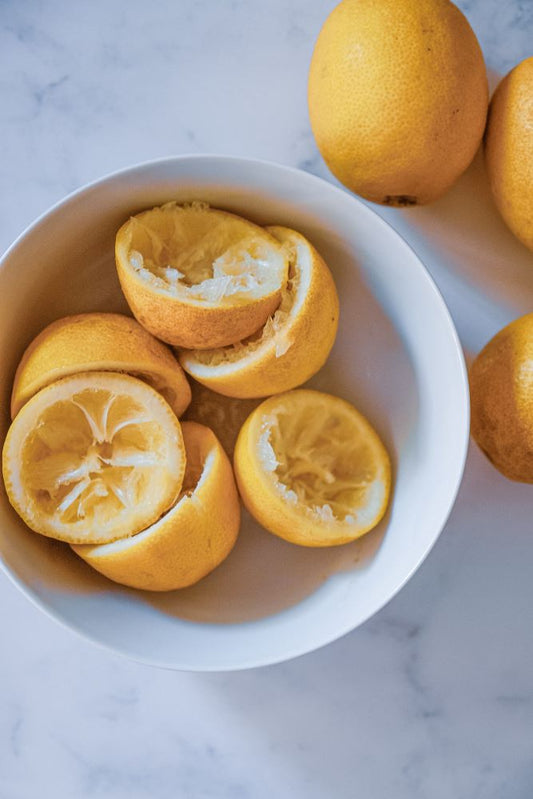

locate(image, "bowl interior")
(0, 156), (468, 670)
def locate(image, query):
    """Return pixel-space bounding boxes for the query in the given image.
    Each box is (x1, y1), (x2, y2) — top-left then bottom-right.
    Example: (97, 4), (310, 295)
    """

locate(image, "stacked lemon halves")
(3, 312), (239, 591)
(2, 201), (392, 591)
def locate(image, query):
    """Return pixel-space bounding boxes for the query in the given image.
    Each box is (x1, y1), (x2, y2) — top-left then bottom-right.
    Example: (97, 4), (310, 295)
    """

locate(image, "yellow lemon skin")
(72, 422), (241, 591)
(484, 57), (533, 252)
(308, 0), (488, 205)
(470, 313), (533, 482)
(10, 313), (191, 420)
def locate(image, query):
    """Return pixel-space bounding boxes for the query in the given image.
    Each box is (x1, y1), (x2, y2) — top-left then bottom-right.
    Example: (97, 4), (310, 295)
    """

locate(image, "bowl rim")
(0, 153), (470, 671)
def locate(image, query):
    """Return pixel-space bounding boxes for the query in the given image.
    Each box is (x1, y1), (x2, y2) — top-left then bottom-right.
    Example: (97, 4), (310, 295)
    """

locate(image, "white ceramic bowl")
(0, 156), (469, 671)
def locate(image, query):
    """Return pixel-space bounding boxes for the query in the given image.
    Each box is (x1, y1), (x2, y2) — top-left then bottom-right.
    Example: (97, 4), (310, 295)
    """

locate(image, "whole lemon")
(484, 57), (533, 252)
(308, 0), (488, 205)
(470, 313), (533, 482)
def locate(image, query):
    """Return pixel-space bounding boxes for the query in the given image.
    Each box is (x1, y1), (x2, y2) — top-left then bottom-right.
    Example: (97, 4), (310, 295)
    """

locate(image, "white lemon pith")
(2, 372), (185, 544)
(179, 226), (339, 398)
(115, 203), (289, 349)
(124, 203), (285, 305)
(187, 234), (304, 366)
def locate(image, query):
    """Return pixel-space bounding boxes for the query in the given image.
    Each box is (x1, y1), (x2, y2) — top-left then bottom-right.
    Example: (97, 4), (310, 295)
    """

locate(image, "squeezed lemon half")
(2, 372), (185, 544)
(233, 389), (391, 546)
(115, 202), (289, 349)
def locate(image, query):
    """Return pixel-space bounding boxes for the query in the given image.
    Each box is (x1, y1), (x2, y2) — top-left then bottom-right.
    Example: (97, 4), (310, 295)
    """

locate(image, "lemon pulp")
(124, 202), (287, 305)
(24, 388), (170, 526)
(190, 236), (304, 365)
(257, 400), (386, 526)
(3, 372), (185, 543)
(233, 390), (391, 546)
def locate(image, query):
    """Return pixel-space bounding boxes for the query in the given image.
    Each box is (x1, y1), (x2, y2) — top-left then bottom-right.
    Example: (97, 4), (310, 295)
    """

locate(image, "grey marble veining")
(1, 1), (533, 797)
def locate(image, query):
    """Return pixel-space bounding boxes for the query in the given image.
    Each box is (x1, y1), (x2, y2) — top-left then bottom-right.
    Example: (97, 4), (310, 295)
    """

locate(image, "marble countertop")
(1, 1), (533, 796)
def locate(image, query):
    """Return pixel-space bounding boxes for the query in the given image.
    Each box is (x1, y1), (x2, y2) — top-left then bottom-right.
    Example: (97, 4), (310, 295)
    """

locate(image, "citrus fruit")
(179, 226), (339, 398)
(470, 313), (533, 482)
(308, 0), (488, 205)
(183, 379), (262, 456)
(2, 372), (186, 544)
(115, 201), (289, 349)
(72, 422), (240, 591)
(10, 313), (191, 420)
(233, 389), (391, 547)
(484, 57), (533, 252)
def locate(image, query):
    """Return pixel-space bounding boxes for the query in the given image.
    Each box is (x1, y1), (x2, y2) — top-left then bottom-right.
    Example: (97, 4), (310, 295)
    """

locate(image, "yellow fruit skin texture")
(484, 57), (533, 252)
(10, 313), (192, 420)
(72, 422), (240, 590)
(470, 313), (533, 482)
(308, 0), (488, 205)
(179, 227), (339, 398)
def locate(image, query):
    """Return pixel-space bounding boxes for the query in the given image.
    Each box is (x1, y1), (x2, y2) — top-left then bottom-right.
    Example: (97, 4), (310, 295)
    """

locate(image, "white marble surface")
(1, 1), (533, 796)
